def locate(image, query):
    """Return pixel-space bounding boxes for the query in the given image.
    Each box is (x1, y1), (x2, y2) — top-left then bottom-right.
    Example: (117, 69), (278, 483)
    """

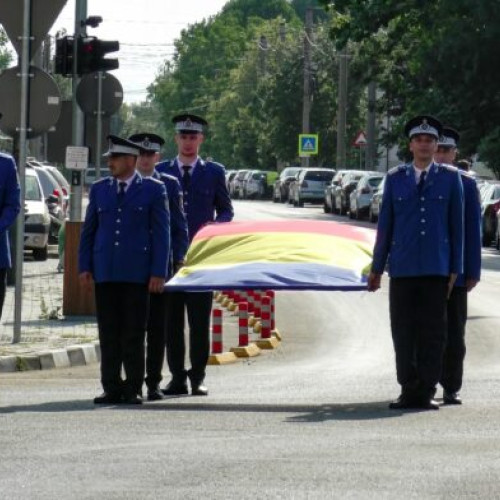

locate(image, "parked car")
(244, 170), (274, 199)
(324, 169), (348, 213)
(24, 168), (50, 261)
(368, 175), (386, 223)
(41, 165), (70, 217)
(333, 170), (366, 215)
(273, 167), (302, 203)
(31, 166), (65, 243)
(291, 168), (336, 207)
(287, 170), (302, 204)
(480, 181), (500, 246)
(349, 173), (385, 220)
(231, 169), (249, 199)
(240, 170), (256, 199)
(226, 170), (238, 191)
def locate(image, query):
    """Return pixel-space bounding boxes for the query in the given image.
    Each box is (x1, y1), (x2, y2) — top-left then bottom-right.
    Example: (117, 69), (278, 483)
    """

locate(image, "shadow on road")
(0, 400), (437, 420)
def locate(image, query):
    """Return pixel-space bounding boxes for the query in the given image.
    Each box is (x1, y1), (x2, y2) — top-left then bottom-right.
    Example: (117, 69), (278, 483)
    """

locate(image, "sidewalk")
(0, 255), (274, 371)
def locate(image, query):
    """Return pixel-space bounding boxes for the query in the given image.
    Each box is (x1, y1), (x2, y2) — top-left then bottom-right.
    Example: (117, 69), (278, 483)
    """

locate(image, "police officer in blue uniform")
(368, 115), (464, 410)
(0, 147), (21, 319)
(156, 114), (234, 396)
(79, 135), (170, 405)
(128, 132), (189, 401)
(434, 127), (481, 405)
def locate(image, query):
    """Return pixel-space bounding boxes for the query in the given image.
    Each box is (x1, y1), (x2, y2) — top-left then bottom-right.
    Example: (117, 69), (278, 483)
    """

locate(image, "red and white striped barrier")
(238, 302), (249, 346)
(260, 296), (271, 339)
(211, 308), (223, 354)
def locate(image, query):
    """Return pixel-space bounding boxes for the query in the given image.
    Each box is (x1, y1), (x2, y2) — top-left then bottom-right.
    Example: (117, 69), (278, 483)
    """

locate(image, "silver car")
(292, 168), (336, 207)
(349, 173), (385, 220)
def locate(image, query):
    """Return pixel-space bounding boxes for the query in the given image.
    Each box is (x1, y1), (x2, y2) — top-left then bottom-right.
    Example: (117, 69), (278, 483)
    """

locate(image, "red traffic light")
(77, 36), (119, 75)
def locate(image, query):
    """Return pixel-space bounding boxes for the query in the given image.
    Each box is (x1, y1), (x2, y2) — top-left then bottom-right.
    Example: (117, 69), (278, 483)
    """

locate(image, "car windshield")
(493, 186), (500, 199)
(368, 177), (384, 187)
(25, 175), (42, 201)
(281, 168), (301, 179)
(305, 171), (334, 181)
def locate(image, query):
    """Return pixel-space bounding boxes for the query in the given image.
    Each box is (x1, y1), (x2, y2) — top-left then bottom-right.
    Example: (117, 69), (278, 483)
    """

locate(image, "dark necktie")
(417, 170), (427, 193)
(117, 181), (126, 203)
(182, 165), (191, 192)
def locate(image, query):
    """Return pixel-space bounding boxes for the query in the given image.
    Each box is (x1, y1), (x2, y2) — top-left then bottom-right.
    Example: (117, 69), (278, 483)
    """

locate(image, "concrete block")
(67, 344), (98, 366)
(207, 352), (238, 365)
(16, 355), (41, 371)
(230, 344), (261, 358)
(255, 337), (280, 350)
(39, 350), (70, 370)
(0, 356), (17, 373)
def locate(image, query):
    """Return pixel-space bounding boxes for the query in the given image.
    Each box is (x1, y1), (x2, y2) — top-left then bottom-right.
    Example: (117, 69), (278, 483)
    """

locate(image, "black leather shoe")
(418, 398), (439, 410)
(122, 393), (143, 405)
(388, 394), (415, 410)
(94, 392), (122, 405)
(443, 391), (462, 405)
(162, 380), (189, 396)
(191, 383), (209, 396)
(147, 387), (165, 401)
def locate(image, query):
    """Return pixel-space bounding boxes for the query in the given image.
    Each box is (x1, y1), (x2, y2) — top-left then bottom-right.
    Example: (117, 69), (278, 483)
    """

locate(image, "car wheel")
(482, 231), (491, 247)
(297, 198), (304, 208)
(33, 246), (48, 261)
(323, 201), (330, 213)
(356, 207), (362, 220)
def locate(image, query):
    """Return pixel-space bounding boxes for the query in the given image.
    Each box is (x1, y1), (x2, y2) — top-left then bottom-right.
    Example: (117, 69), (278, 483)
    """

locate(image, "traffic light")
(77, 36), (119, 75)
(54, 36), (75, 76)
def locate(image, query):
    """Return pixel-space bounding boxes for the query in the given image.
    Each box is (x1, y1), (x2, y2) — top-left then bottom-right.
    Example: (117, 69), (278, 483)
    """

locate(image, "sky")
(8, 0), (229, 103)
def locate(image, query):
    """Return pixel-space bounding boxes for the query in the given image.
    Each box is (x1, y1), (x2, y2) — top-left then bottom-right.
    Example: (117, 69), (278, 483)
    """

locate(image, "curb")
(0, 342), (100, 373)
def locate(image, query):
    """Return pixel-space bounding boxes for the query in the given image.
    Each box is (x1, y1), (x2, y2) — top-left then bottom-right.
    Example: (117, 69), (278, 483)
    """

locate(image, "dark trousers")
(389, 276), (448, 398)
(440, 286), (467, 393)
(165, 291), (213, 384)
(0, 268), (6, 320)
(145, 292), (169, 390)
(94, 282), (149, 396)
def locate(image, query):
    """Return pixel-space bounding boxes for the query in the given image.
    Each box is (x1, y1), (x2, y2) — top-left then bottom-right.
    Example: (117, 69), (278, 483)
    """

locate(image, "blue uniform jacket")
(0, 153), (21, 269)
(455, 170), (481, 287)
(156, 158), (233, 241)
(79, 174), (170, 283)
(153, 170), (189, 278)
(372, 162), (464, 278)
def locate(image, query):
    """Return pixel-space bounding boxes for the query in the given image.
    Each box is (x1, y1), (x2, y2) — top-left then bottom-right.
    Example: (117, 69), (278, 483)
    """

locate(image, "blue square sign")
(298, 134), (318, 156)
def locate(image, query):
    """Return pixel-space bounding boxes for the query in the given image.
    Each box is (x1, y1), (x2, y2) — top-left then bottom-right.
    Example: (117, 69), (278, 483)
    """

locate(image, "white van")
(24, 168), (50, 260)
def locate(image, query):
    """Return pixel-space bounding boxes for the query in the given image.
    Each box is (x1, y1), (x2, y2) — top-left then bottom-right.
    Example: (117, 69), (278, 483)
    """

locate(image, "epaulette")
(93, 176), (110, 185)
(144, 176), (164, 186)
(388, 164), (406, 175)
(438, 163), (458, 173)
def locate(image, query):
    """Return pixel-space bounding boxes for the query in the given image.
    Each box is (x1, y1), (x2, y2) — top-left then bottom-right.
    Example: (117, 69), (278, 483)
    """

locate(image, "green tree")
(0, 27), (12, 70)
(318, 0), (500, 175)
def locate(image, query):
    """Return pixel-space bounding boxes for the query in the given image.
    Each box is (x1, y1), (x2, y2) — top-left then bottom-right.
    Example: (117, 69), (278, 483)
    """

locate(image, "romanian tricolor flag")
(166, 220), (375, 291)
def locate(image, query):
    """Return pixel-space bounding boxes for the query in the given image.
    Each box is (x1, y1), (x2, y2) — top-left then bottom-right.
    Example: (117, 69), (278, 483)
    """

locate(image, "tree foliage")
(0, 27), (12, 70)
(318, 0), (500, 176)
(148, 0), (366, 170)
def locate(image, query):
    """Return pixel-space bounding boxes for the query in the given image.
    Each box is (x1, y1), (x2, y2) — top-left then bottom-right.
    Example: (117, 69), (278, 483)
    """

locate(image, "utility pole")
(258, 35), (268, 77)
(69, 0), (87, 222)
(366, 81), (377, 170)
(336, 46), (348, 169)
(301, 7), (313, 168)
(13, 0), (32, 343)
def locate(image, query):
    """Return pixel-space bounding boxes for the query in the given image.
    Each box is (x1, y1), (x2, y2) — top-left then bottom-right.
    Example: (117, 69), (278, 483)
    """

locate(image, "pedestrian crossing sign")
(298, 134), (319, 156)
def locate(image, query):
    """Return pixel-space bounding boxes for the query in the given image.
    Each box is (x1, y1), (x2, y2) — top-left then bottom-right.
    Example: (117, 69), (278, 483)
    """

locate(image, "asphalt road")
(1, 200), (500, 499)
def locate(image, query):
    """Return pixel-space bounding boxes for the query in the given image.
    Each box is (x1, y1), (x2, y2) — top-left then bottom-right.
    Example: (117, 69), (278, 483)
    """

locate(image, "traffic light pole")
(69, 0), (87, 222)
(13, 0), (32, 343)
(95, 71), (103, 180)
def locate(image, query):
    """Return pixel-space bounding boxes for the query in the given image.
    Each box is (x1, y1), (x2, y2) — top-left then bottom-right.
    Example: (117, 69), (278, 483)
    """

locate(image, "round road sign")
(0, 66), (62, 139)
